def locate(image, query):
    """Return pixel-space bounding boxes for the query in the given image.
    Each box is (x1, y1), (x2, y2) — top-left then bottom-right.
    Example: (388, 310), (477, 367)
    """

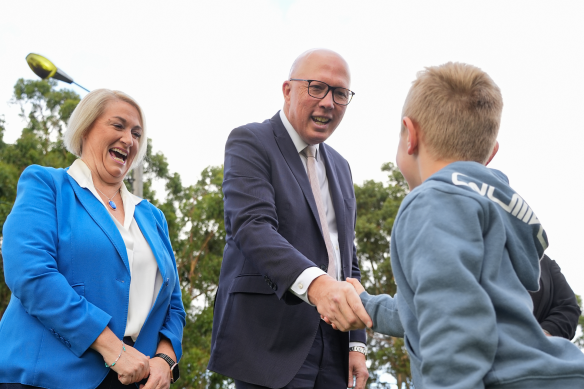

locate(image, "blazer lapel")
(66, 174), (130, 274)
(271, 114), (323, 233)
(133, 203), (168, 282)
(320, 144), (349, 278)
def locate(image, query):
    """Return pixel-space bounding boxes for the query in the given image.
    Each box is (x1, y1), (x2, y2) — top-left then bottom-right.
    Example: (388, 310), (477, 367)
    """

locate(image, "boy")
(349, 63), (584, 388)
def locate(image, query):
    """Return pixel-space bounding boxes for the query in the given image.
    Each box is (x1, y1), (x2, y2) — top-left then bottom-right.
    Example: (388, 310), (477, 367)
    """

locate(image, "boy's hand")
(320, 278), (367, 331)
(346, 277), (365, 295)
(308, 275), (372, 331)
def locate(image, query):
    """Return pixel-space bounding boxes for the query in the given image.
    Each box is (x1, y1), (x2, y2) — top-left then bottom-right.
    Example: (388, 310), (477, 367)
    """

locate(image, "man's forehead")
(289, 49), (350, 80)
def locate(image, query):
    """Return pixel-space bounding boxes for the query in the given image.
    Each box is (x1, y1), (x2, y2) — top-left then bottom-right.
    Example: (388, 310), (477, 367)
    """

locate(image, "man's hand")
(308, 275), (372, 331)
(348, 351), (369, 389)
(346, 277), (365, 295)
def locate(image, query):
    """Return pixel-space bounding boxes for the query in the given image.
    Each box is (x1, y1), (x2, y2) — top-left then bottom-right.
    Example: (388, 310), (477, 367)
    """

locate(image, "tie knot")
(304, 145), (317, 159)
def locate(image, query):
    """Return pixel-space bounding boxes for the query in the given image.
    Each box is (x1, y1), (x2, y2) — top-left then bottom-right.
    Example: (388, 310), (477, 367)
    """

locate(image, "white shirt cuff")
(349, 342), (367, 352)
(289, 267), (327, 306)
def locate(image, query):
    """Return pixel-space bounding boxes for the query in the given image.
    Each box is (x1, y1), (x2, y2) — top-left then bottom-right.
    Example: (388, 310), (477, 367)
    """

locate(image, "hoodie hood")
(424, 161), (547, 291)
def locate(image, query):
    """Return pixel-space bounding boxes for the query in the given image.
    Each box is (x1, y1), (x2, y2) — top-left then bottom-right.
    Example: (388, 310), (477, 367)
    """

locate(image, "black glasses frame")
(289, 78), (355, 106)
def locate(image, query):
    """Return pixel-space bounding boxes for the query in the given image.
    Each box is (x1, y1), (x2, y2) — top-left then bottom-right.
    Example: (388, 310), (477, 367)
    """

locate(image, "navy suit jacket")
(208, 113), (366, 387)
(0, 165), (185, 389)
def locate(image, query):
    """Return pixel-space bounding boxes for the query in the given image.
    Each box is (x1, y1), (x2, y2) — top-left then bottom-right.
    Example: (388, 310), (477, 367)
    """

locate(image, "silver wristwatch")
(349, 345), (367, 357)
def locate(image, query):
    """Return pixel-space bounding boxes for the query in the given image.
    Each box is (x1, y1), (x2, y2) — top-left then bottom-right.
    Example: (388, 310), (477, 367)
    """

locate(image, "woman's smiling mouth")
(109, 147), (128, 165)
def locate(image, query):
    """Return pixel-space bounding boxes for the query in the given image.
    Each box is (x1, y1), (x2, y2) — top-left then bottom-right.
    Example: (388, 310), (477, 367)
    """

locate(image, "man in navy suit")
(208, 49), (371, 389)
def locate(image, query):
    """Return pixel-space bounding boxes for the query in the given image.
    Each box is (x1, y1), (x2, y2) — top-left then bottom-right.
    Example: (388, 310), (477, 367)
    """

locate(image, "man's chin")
(306, 129), (335, 145)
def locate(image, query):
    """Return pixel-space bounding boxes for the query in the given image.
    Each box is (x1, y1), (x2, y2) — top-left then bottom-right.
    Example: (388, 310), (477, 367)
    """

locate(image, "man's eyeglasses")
(289, 79), (355, 106)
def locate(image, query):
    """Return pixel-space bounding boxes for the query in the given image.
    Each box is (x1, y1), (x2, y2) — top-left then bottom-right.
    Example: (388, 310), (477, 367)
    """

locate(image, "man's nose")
(319, 90), (335, 109)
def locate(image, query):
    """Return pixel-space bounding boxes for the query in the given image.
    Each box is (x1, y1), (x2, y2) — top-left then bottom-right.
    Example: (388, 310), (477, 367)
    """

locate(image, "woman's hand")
(113, 344), (151, 385)
(91, 327), (150, 384)
(139, 356), (171, 389)
(139, 336), (177, 388)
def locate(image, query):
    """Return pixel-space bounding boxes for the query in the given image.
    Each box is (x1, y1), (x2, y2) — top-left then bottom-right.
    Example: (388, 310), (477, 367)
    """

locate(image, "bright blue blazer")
(0, 165), (186, 389)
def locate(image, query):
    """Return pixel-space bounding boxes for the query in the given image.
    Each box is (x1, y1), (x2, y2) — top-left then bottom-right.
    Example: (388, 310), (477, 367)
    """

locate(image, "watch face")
(171, 363), (180, 383)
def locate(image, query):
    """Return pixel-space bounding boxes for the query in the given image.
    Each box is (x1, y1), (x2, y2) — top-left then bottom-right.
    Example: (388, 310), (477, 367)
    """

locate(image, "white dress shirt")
(68, 159), (163, 341)
(279, 111), (366, 351)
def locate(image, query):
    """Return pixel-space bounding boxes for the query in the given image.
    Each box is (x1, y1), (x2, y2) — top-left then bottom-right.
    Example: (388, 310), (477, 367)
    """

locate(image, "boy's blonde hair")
(402, 62), (503, 163)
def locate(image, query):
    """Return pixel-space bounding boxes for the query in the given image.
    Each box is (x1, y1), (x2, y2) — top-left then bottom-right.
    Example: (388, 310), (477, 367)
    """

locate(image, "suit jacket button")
(320, 264), (327, 271)
(272, 284), (278, 291)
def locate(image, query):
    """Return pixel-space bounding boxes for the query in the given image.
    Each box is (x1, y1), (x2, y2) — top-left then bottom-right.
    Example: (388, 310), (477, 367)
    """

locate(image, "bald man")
(208, 49), (370, 389)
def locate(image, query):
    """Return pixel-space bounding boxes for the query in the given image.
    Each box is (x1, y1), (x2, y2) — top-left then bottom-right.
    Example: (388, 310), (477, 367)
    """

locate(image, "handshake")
(307, 275), (371, 332)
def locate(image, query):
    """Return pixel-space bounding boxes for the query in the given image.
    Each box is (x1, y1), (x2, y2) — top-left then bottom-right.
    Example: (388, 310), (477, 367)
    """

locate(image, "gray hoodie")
(361, 161), (584, 388)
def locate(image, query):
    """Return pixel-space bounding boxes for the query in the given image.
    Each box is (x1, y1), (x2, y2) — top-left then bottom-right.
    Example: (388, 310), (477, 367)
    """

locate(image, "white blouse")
(68, 159), (163, 341)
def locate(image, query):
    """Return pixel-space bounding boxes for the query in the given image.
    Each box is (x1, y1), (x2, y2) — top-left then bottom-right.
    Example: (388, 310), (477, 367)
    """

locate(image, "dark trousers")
(0, 373), (133, 389)
(95, 370), (134, 389)
(0, 373), (130, 389)
(235, 321), (347, 389)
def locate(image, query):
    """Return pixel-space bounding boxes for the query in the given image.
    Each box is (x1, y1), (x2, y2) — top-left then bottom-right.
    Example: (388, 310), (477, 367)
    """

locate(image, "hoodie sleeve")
(395, 189), (497, 389)
(360, 291), (404, 337)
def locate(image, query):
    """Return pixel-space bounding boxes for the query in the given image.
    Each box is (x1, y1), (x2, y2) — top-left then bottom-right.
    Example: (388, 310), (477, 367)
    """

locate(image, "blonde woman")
(0, 89), (185, 389)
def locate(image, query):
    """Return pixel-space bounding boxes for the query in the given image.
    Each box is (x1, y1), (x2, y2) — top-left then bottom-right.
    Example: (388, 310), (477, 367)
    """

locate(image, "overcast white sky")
(2, 1), (584, 299)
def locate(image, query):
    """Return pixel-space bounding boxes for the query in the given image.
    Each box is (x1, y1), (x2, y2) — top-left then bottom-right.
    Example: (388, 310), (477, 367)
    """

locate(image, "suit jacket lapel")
(271, 114), (323, 233)
(66, 174), (130, 274)
(134, 203), (168, 282)
(320, 144), (349, 278)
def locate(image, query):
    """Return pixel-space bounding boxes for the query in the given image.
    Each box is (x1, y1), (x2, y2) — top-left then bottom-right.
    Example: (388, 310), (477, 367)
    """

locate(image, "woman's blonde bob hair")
(64, 89), (147, 169)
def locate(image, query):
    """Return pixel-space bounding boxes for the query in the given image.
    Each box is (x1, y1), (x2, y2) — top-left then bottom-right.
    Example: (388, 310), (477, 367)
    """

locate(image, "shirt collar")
(279, 109), (320, 161)
(67, 159), (143, 206)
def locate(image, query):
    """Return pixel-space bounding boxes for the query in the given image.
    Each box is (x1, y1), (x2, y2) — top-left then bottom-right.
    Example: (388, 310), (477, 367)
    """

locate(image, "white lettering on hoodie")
(452, 172), (548, 251)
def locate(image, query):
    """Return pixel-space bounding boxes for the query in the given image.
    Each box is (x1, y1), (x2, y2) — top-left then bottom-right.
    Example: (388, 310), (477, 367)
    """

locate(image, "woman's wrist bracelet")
(105, 341), (126, 368)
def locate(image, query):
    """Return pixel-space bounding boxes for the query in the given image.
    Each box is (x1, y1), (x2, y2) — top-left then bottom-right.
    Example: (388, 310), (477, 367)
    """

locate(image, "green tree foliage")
(168, 166), (230, 388)
(0, 79), (80, 231)
(0, 117), (13, 318)
(134, 144), (229, 387)
(354, 163), (412, 389)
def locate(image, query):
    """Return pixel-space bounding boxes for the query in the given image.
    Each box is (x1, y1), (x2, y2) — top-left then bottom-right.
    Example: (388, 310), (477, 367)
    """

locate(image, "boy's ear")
(485, 141), (499, 166)
(402, 117), (419, 155)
